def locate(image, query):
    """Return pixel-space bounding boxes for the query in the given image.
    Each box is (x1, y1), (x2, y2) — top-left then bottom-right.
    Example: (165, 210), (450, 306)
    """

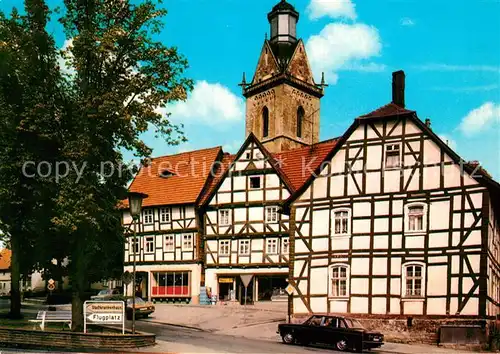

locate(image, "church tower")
(241, 0), (325, 153)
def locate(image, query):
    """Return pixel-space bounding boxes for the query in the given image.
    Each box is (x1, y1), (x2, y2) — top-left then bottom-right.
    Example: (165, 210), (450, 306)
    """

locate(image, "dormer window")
(159, 169), (175, 178)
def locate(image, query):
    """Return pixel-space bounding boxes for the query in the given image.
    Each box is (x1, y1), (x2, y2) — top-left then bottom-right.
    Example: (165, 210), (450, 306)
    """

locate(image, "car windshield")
(344, 318), (364, 329)
(97, 290), (110, 295)
(126, 297), (145, 305)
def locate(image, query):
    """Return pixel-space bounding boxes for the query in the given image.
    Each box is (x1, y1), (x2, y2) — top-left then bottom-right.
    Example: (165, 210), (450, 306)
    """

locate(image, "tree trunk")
(9, 236), (22, 319)
(71, 267), (85, 332)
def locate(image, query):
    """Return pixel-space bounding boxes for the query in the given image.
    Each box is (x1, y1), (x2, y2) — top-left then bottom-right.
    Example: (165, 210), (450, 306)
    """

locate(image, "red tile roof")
(273, 139), (340, 191)
(123, 146), (222, 208)
(358, 103), (415, 119)
(0, 248), (11, 271)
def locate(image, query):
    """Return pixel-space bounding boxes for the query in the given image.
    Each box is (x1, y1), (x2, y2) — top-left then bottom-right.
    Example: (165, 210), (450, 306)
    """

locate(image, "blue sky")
(2, 0), (499, 179)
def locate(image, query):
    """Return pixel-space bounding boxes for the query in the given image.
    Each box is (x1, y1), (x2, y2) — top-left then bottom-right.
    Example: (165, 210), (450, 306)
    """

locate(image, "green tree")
(57, 0), (192, 331)
(0, 1), (64, 318)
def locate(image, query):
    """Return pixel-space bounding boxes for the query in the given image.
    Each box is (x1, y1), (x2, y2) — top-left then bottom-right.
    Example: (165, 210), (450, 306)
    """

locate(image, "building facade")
(121, 0), (500, 323)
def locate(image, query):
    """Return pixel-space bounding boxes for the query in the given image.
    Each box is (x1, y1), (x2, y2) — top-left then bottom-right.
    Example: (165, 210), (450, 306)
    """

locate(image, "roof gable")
(285, 40), (315, 85)
(251, 41), (280, 85)
(358, 102), (415, 120)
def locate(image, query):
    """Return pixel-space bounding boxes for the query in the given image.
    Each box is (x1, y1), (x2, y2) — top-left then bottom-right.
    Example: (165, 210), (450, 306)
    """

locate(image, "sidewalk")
(144, 302), (286, 334)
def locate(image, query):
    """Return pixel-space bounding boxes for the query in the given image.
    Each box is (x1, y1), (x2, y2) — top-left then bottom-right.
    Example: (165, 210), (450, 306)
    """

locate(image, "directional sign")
(240, 274), (253, 288)
(285, 283), (295, 296)
(47, 283), (56, 291)
(84, 300), (125, 334)
(48, 279), (55, 285)
(86, 313), (123, 323)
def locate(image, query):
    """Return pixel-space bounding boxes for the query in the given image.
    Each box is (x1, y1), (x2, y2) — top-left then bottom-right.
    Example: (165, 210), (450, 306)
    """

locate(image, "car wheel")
(282, 332), (295, 344)
(335, 338), (348, 352)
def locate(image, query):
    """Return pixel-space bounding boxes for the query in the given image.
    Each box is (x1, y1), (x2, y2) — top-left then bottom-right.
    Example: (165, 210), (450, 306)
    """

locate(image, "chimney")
(392, 70), (405, 108)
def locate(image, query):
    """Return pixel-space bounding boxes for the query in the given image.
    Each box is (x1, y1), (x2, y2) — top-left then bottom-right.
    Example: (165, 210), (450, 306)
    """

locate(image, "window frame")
(164, 234), (175, 252)
(181, 234), (194, 252)
(219, 209), (231, 226)
(282, 237), (290, 255)
(385, 143), (401, 169)
(142, 209), (154, 225)
(219, 240), (230, 256)
(249, 176), (262, 190)
(329, 264), (350, 299)
(238, 239), (250, 256)
(144, 236), (155, 254)
(265, 206), (279, 224)
(266, 238), (279, 255)
(160, 207), (171, 223)
(404, 202), (428, 235)
(331, 208), (351, 237)
(130, 238), (140, 254)
(401, 262), (426, 301)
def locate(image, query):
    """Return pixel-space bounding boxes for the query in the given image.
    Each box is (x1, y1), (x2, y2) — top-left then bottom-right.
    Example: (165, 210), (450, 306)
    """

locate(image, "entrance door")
(135, 272), (149, 299)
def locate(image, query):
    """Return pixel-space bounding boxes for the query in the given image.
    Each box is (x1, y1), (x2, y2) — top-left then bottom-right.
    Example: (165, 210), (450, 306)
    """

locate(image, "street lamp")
(128, 191), (148, 334)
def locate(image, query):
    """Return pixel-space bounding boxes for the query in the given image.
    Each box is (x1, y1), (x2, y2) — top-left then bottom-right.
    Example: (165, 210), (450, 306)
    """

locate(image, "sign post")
(285, 283), (295, 324)
(83, 301), (125, 334)
(240, 274), (253, 323)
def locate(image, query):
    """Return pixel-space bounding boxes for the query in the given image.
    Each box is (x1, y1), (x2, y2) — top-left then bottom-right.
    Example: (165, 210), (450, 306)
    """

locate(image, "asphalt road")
(0, 300), (394, 354)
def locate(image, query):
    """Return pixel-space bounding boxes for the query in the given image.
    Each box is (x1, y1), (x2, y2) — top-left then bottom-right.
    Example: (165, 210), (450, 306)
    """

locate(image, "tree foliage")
(0, 0), (192, 328)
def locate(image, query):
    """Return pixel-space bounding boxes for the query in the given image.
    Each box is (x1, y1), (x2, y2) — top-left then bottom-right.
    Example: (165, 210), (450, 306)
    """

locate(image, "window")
(160, 208), (171, 223)
(130, 238), (139, 254)
(385, 144), (401, 168)
(239, 240), (250, 255)
(403, 263), (425, 298)
(143, 209), (154, 224)
(245, 152), (251, 160)
(165, 235), (175, 252)
(266, 206), (279, 223)
(330, 265), (349, 298)
(220, 240), (230, 256)
(262, 106), (269, 138)
(249, 176), (261, 189)
(145, 236), (154, 253)
(182, 234), (193, 251)
(282, 238), (289, 254)
(297, 106), (304, 138)
(219, 209), (230, 226)
(332, 209), (350, 236)
(406, 203), (426, 233)
(266, 238), (278, 254)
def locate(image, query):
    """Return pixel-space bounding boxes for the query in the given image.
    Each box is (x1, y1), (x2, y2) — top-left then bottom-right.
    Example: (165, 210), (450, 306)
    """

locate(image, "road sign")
(285, 283), (295, 296)
(48, 278), (55, 285)
(122, 271), (132, 285)
(47, 283), (56, 291)
(84, 300), (125, 334)
(240, 274), (253, 288)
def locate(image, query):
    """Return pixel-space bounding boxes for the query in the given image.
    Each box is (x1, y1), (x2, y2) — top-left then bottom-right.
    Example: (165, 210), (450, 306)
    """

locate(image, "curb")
(141, 319), (205, 332)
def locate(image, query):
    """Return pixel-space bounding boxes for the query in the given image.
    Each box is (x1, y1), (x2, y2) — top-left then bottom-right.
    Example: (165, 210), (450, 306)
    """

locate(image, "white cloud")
(339, 62), (386, 72)
(438, 134), (457, 150)
(400, 17), (415, 26)
(415, 64), (500, 73)
(168, 81), (244, 123)
(57, 38), (75, 76)
(306, 23), (382, 83)
(307, 0), (357, 20)
(459, 102), (500, 135)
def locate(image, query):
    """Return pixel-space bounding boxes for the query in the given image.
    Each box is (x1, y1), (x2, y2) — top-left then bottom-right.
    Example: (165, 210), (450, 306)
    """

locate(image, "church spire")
(267, 0), (299, 44)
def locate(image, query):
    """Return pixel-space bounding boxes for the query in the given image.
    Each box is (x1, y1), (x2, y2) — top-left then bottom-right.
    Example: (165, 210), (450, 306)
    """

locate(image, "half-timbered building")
(284, 71), (500, 320)
(122, 147), (222, 302)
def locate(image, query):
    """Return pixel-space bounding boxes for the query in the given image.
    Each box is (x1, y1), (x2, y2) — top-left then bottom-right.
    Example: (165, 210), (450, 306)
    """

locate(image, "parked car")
(277, 315), (384, 352)
(107, 295), (155, 320)
(90, 288), (121, 300)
